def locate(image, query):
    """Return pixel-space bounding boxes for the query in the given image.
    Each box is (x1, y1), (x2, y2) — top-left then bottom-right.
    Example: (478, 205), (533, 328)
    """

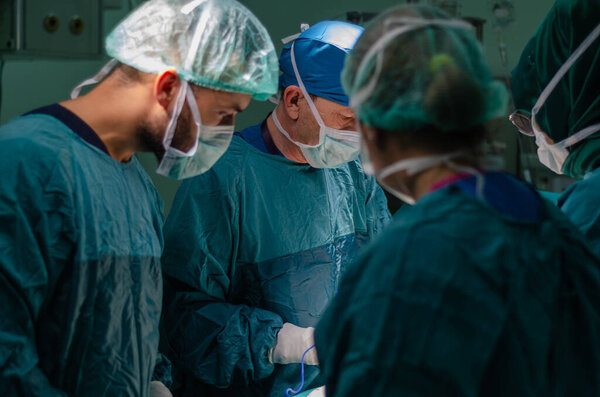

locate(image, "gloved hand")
(270, 322), (319, 365)
(308, 386), (326, 396)
(150, 381), (173, 397)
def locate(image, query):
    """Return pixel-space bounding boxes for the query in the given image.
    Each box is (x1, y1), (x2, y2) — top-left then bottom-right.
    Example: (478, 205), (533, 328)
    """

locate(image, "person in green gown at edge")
(159, 20), (391, 397)
(0, 0), (278, 395)
(314, 4), (600, 397)
(509, 0), (600, 258)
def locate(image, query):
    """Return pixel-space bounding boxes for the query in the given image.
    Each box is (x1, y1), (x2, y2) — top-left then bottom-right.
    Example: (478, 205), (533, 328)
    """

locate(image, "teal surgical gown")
(0, 105), (165, 396)
(316, 172), (600, 396)
(558, 168), (600, 258)
(160, 126), (390, 397)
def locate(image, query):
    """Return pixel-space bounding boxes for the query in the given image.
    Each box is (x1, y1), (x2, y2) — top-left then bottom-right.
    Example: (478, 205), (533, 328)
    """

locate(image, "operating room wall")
(0, 0), (556, 216)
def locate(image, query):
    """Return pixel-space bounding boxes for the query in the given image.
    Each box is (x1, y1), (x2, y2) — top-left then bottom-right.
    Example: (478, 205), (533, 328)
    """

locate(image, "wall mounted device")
(0, 0), (102, 57)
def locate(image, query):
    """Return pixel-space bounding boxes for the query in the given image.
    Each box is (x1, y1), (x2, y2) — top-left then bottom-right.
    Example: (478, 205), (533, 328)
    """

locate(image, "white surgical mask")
(272, 42), (361, 168)
(156, 16), (237, 179)
(375, 153), (462, 204)
(155, 81), (235, 179)
(531, 22), (600, 175)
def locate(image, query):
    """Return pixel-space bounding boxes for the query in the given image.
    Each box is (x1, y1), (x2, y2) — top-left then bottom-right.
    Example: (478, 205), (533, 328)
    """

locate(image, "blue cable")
(285, 344), (316, 397)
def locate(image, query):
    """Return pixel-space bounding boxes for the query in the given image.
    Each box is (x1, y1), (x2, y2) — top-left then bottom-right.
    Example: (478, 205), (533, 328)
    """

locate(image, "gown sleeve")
(0, 139), (76, 396)
(161, 173), (283, 388)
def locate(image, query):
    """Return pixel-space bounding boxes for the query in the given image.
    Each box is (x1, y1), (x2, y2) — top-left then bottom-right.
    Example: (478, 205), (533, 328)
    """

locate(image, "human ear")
(282, 85), (303, 121)
(154, 69), (180, 109)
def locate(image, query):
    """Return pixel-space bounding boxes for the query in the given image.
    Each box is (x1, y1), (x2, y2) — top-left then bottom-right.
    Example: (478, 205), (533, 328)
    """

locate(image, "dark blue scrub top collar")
(260, 117), (282, 156)
(437, 171), (543, 222)
(24, 104), (110, 156)
(235, 116), (282, 156)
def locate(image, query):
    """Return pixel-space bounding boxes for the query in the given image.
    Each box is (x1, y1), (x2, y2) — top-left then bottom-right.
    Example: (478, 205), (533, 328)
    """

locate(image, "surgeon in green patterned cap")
(0, 0), (277, 396)
(510, 0), (600, 258)
(315, 3), (600, 396)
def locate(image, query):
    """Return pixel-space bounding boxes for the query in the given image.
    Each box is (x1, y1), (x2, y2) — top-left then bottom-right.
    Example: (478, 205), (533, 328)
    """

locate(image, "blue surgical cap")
(279, 21), (363, 106)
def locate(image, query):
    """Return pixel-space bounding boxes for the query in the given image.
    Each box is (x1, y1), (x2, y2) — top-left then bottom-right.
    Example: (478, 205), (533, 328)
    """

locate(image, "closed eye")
(219, 114), (234, 126)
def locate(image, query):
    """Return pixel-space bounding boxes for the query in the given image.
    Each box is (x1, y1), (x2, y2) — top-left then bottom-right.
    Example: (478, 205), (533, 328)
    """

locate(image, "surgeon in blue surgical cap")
(160, 20), (391, 397)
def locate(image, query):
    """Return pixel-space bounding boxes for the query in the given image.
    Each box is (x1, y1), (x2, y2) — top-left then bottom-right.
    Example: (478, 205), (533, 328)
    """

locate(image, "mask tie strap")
(290, 42), (326, 128)
(446, 161), (485, 200)
(70, 59), (119, 99)
(162, 80), (189, 149)
(531, 23), (600, 141)
(281, 23), (310, 44)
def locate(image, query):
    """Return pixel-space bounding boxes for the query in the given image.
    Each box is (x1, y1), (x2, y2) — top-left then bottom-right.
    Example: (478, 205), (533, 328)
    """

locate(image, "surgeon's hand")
(308, 386), (326, 396)
(270, 323), (319, 365)
(150, 381), (173, 397)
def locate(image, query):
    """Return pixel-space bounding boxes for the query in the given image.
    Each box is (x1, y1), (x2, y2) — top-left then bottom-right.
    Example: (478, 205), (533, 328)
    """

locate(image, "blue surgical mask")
(156, 81), (234, 179)
(272, 42), (360, 169)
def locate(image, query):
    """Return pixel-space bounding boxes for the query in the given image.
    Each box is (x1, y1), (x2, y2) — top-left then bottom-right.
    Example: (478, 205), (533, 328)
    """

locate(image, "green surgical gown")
(558, 168), (600, 258)
(511, 0), (600, 179)
(0, 107), (164, 396)
(316, 174), (600, 396)
(160, 133), (390, 396)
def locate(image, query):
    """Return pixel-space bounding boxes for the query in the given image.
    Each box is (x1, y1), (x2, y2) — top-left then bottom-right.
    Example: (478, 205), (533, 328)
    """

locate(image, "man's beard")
(169, 104), (197, 153)
(138, 125), (165, 161)
(138, 105), (196, 162)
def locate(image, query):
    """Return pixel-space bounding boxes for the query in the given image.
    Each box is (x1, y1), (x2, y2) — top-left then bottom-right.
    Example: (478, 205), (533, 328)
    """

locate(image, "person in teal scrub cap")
(0, 0), (277, 396)
(160, 20), (390, 397)
(510, 0), (600, 257)
(315, 4), (600, 396)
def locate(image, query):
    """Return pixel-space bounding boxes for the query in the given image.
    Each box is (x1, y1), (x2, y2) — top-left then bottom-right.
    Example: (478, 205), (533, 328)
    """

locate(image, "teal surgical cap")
(105, 0), (278, 100)
(279, 21), (363, 106)
(343, 5), (508, 132)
